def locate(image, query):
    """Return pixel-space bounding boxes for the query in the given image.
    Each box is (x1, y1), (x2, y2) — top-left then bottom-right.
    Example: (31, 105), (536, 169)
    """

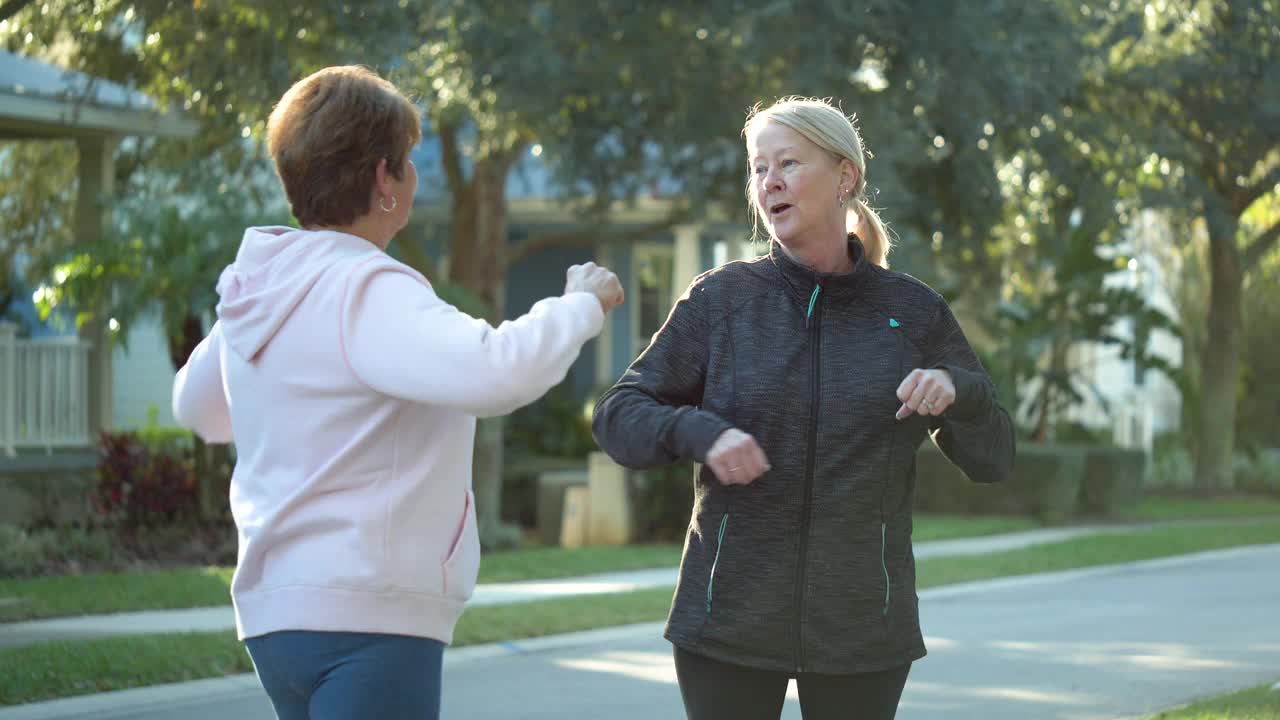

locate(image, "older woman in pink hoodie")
(172, 65), (622, 720)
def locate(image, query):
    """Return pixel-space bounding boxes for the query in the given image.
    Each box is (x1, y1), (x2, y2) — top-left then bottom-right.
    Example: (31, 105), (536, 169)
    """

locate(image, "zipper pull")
(805, 285), (822, 329)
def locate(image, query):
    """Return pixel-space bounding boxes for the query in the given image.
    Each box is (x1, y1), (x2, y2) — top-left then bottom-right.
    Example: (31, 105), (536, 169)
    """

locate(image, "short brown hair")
(267, 66), (421, 228)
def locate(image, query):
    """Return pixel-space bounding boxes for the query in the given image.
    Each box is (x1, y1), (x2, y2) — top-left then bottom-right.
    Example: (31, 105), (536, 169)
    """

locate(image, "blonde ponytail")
(851, 197), (892, 269)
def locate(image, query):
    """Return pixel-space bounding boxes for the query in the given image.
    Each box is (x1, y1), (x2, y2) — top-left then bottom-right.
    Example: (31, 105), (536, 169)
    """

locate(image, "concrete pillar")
(559, 485), (590, 549)
(671, 224), (703, 305)
(594, 242), (616, 387)
(0, 322), (15, 454)
(586, 450), (631, 545)
(76, 135), (118, 437)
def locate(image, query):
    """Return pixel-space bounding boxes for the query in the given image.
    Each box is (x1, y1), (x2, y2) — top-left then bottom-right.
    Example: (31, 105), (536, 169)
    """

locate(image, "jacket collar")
(768, 233), (872, 304)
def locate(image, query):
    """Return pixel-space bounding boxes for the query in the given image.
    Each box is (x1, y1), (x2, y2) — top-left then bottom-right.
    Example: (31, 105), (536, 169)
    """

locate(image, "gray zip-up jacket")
(592, 238), (1015, 674)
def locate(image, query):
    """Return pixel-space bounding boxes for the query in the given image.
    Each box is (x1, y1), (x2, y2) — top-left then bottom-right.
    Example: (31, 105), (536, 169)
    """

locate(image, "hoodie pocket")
(442, 489), (480, 601)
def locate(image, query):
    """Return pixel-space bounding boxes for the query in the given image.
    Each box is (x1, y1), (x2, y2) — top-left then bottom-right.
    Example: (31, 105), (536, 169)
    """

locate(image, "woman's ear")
(374, 157), (392, 195)
(840, 158), (860, 196)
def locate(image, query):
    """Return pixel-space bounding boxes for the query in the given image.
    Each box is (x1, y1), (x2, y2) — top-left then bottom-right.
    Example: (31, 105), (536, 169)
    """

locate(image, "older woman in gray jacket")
(592, 96), (1015, 720)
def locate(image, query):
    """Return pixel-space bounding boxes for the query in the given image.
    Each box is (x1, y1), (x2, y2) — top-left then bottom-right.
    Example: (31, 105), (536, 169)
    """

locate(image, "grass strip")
(1143, 682), (1280, 719)
(0, 513), (1042, 622)
(4, 520), (1277, 706)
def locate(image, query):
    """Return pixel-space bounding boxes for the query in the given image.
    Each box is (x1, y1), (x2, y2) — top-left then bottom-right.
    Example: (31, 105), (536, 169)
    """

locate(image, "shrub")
(1079, 447), (1146, 516)
(506, 383), (596, 460)
(913, 446), (978, 513)
(136, 405), (195, 454)
(1145, 445), (1195, 490)
(1005, 445), (1086, 521)
(0, 524), (53, 577)
(629, 462), (695, 542)
(1054, 421), (1115, 446)
(1234, 450), (1280, 497)
(914, 442), (1085, 521)
(95, 432), (198, 530)
(0, 524), (114, 577)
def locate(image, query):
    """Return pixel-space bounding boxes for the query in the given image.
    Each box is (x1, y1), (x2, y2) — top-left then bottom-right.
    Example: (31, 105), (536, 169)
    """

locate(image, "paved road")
(5, 545), (1277, 720)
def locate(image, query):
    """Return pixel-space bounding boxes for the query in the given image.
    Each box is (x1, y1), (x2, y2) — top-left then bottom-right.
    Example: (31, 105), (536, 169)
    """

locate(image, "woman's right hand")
(706, 428), (770, 485)
(565, 262), (624, 312)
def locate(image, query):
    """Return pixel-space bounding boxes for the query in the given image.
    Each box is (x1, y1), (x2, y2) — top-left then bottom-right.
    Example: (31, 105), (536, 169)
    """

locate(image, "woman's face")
(747, 121), (850, 248)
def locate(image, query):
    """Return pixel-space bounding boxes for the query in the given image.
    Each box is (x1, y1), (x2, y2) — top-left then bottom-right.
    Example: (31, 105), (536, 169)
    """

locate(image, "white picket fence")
(0, 322), (93, 453)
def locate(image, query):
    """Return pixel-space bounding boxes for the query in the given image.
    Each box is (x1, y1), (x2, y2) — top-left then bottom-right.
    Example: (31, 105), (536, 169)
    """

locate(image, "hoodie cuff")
(934, 364), (991, 421)
(670, 407), (735, 464)
(561, 292), (607, 336)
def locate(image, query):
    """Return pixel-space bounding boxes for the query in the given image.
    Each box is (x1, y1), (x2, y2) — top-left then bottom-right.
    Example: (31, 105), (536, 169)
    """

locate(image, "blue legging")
(245, 631), (444, 720)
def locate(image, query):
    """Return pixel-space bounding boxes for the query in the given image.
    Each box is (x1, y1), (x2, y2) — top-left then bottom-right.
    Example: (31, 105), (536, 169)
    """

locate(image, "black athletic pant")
(673, 645), (910, 720)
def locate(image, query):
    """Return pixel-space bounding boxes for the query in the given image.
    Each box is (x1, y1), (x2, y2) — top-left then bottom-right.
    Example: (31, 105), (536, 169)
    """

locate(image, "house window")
(632, 244), (674, 356)
(713, 240), (729, 268)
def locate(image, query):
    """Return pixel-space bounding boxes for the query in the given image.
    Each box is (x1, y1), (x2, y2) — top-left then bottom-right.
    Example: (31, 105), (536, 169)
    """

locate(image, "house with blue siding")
(0, 49), (196, 524)
(398, 130), (759, 405)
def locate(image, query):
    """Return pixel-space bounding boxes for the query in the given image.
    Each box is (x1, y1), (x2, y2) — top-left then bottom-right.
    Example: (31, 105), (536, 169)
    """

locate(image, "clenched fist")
(565, 262), (624, 312)
(706, 428), (770, 486)
(895, 368), (955, 420)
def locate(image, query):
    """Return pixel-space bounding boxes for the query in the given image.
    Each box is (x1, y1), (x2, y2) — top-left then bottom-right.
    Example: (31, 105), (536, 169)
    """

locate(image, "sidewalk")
(0, 523), (1138, 650)
(4, 544), (1278, 720)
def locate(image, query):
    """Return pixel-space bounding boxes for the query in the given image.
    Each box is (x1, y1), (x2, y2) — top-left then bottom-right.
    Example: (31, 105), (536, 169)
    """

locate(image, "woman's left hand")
(895, 368), (955, 420)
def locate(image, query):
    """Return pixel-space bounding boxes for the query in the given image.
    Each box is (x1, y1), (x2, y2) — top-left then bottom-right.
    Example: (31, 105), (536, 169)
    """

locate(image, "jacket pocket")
(441, 489), (480, 601)
(705, 512), (730, 614)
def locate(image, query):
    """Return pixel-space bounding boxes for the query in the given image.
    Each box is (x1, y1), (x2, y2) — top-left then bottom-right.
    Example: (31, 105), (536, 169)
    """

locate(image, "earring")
(380, 195), (398, 213)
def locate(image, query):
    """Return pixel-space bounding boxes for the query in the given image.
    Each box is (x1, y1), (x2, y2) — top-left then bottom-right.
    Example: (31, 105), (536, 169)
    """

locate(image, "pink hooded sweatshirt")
(172, 226), (604, 643)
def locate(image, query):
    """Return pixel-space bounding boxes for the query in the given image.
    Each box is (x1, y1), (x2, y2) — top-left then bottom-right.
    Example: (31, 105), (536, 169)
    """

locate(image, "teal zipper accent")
(806, 285), (821, 321)
(880, 522), (891, 616)
(706, 513), (730, 614)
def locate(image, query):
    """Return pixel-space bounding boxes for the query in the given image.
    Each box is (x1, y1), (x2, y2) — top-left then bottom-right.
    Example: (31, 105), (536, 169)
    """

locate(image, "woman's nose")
(764, 169), (784, 192)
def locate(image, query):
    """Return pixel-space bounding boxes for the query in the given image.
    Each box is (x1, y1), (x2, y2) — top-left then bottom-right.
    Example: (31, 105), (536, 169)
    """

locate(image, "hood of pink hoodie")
(215, 226), (374, 361)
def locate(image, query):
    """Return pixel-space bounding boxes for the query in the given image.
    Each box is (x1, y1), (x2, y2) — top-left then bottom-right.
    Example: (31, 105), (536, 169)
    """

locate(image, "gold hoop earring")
(380, 195), (397, 213)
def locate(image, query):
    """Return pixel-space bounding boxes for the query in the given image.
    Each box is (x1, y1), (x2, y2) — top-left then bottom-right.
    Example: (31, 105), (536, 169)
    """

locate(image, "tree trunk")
(1031, 335), (1068, 443)
(1031, 379), (1052, 444)
(166, 312), (204, 370)
(1195, 207), (1242, 492)
(448, 151), (520, 549)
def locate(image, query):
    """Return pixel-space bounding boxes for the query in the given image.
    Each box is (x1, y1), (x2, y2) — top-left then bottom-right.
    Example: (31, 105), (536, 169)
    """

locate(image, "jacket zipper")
(795, 283), (822, 672)
(880, 320), (907, 618)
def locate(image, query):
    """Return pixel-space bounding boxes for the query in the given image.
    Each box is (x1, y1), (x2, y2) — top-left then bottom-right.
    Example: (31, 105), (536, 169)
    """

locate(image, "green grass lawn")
(915, 519), (1280, 589)
(0, 633), (254, 707)
(0, 590), (680, 706)
(912, 514), (1037, 541)
(2, 505), (1273, 622)
(3, 519), (1278, 706)
(1144, 682), (1280, 719)
(1131, 495), (1280, 522)
(476, 543), (680, 583)
(0, 512), (1037, 622)
(0, 567), (235, 623)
